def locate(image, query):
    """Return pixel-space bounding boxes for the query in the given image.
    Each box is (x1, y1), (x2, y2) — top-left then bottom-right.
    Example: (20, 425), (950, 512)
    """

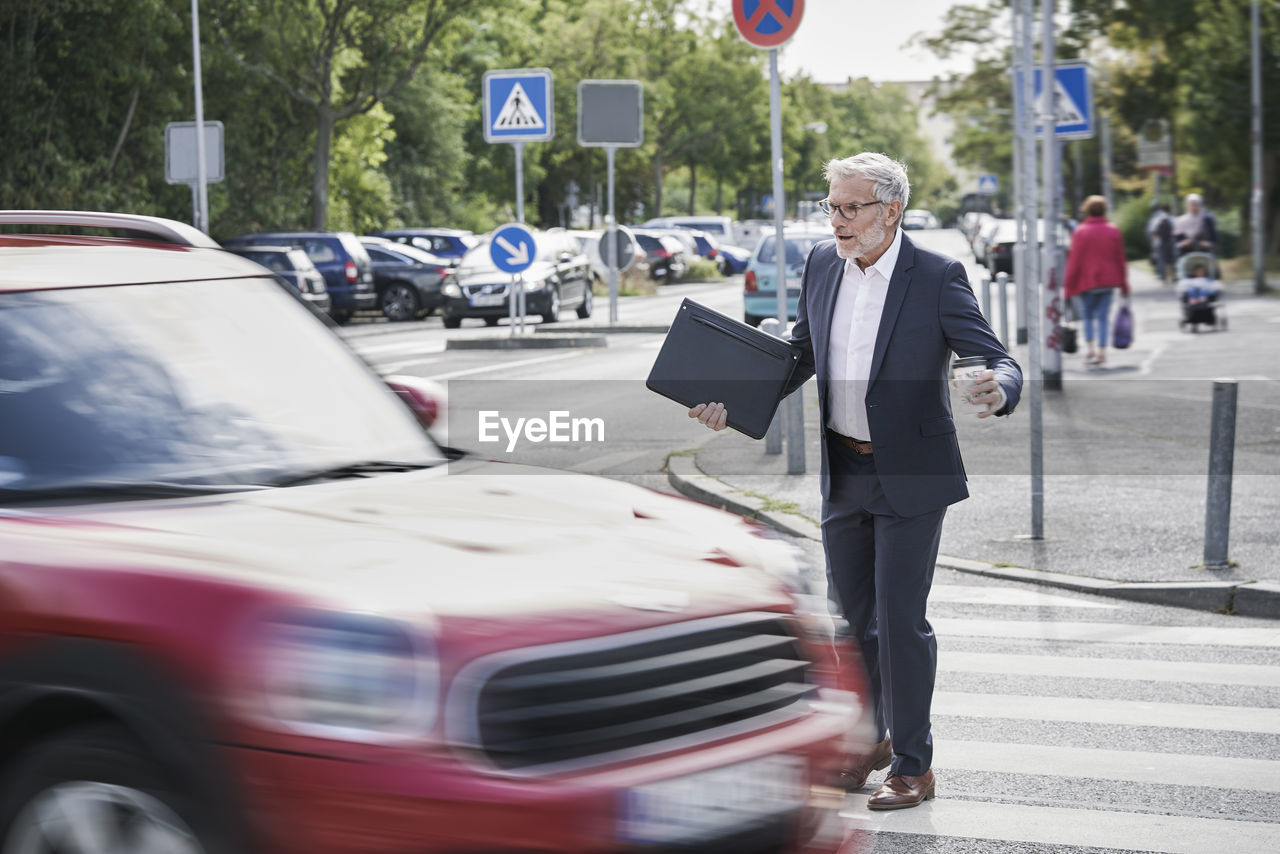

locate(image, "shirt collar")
(846, 227), (903, 282)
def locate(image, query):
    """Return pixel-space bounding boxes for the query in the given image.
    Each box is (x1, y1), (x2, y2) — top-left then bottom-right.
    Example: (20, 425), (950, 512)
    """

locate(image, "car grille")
(463, 283), (509, 298)
(449, 612), (816, 773)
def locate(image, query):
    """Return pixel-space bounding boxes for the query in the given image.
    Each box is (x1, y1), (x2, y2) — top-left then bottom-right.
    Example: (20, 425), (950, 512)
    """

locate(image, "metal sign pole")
(607, 146), (619, 325)
(508, 274), (519, 337)
(1041, 0), (1061, 393)
(513, 141), (525, 225)
(190, 0), (208, 233)
(1251, 0), (1266, 294)
(1020, 0), (1044, 540)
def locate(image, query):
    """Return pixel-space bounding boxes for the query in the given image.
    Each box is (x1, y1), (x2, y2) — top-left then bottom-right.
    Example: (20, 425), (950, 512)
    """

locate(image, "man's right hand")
(688, 402), (728, 431)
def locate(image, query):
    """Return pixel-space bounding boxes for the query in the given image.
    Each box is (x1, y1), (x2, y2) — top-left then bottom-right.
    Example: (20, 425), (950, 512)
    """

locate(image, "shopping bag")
(1061, 324), (1078, 353)
(1112, 305), (1134, 349)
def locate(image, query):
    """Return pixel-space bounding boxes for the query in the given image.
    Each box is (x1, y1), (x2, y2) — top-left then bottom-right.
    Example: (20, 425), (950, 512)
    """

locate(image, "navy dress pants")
(821, 437), (946, 778)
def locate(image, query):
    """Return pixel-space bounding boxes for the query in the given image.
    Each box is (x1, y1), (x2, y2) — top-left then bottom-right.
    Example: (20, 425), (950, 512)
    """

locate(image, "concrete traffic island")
(445, 333), (608, 350)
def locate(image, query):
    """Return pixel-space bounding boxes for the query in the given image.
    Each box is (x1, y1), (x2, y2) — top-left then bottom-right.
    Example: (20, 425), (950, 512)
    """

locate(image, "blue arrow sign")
(489, 223), (537, 274)
(483, 69), (554, 144)
(1013, 63), (1094, 140)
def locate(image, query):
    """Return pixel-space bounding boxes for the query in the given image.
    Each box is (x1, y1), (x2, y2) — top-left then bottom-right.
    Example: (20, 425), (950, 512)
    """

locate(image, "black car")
(222, 244), (332, 315)
(440, 230), (592, 328)
(631, 229), (688, 281)
(222, 231), (376, 323)
(360, 237), (450, 321)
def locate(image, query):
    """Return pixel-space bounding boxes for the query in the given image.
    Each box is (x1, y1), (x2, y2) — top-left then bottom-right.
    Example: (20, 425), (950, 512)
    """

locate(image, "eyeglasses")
(818, 198), (885, 221)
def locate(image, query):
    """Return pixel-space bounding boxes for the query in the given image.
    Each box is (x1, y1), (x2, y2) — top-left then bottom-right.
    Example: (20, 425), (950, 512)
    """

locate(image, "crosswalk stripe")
(929, 585), (1118, 609)
(940, 650), (1280, 687)
(935, 739), (1280, 792)
(933, 617), (1280, 647)
(840, 795), (1277, 853)
(934, 691), (1280, 734)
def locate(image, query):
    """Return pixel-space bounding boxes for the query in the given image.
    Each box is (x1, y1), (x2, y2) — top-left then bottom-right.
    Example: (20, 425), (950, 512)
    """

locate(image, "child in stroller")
(1176, 252), (1226, 332)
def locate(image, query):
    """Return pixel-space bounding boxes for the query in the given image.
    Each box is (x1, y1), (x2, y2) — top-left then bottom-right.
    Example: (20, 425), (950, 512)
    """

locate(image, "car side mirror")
(384, 375), (445, 429)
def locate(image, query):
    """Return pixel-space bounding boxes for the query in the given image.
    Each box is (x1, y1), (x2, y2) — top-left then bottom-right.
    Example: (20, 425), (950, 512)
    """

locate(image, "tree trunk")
(652, 153), (664, 218)
(715, 175), (723, 215)
(688, 158), (697, 215)
(311, 105), (334, 229)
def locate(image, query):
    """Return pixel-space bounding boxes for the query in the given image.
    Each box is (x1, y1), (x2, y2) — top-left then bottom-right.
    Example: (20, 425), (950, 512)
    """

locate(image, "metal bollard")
(1203, 380), (1238, 568)
(996, 272), (1010, 346)
(785, 387), (805, 474)
(981, 273), (992, 323)
(760, 318), (783, 455)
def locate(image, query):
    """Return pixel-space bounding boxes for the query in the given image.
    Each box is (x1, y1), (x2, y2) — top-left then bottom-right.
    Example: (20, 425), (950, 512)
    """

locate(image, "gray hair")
(823, 153), (910, 210)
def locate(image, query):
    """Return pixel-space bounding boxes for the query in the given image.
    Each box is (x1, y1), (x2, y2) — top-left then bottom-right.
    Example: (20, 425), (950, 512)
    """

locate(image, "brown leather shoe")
(839, 737), (892, 791)
(866, 770), (936, 810)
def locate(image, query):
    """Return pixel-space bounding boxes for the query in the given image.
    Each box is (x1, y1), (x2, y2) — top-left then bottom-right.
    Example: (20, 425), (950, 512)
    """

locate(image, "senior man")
(690, 153), (1022, 809)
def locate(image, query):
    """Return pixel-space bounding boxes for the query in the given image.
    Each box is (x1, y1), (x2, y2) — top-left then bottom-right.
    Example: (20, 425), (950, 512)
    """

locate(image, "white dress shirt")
(826, 228), (903, 441)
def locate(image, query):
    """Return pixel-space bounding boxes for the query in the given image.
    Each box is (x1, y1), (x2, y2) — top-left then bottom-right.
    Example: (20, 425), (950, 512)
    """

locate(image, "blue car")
(742, 226), (831, 327)
(717, 244), (751, 275)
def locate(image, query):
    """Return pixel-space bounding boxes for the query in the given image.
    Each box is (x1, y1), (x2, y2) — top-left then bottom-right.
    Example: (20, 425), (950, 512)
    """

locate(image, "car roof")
(378, 227), (473, 237)
(0, 236), (273, 292)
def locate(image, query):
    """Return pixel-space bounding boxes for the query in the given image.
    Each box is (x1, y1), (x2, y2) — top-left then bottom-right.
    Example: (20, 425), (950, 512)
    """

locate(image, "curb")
(536, 323), (670, 334)
(666, 453), (1280, 619)
(445, 334), (608, 351)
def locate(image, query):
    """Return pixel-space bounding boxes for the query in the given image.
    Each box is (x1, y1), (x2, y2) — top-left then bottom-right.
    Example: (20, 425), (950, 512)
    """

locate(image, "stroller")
(1176, 251), (1227, 332)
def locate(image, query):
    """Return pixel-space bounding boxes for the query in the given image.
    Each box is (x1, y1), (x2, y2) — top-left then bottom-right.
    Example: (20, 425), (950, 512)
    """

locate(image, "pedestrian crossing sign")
(1013, 63), (1094, 140)
(483, 69), (554, 143)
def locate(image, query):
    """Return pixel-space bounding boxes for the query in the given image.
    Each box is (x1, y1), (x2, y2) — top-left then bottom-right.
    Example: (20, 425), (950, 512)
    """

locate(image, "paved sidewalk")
(668, 266), (1280, 618)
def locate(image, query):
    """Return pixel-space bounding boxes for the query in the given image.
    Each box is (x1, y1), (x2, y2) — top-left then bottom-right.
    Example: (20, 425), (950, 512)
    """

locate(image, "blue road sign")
(489, 223), (537, 274)
(1013, 63), (1094, 140)
(978, 174), (999, 195)
(483, 69), (554, 144)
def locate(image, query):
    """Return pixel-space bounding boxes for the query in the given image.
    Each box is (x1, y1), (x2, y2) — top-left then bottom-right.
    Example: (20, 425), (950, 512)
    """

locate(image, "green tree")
(208, 0), (488, 229)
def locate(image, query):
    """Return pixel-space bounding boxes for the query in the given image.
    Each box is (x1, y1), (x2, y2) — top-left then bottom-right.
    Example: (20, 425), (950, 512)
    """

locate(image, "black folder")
(646, 299), (802, 440)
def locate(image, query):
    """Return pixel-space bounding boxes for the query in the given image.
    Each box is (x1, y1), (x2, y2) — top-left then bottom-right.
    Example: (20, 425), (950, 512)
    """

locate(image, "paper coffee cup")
(952, 356), (987, 411)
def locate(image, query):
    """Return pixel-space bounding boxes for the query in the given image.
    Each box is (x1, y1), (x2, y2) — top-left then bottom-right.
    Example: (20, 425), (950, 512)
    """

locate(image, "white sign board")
(165, 121), (225, 184)
(1137, 119), (1174, 170)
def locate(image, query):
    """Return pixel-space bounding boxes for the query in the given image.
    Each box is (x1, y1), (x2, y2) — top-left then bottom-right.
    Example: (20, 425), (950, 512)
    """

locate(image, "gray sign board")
(578, 80), (644, 148)
(165, 121), (225, 184)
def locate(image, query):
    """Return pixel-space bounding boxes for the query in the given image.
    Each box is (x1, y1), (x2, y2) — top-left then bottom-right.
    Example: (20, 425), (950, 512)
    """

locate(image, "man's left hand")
(970, 369), (1007, 419)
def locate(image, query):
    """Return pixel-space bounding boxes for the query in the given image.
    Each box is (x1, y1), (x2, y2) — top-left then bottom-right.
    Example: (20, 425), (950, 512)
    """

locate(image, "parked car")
(631, 229), (688, 281)
(983, 218), (1072, 277)
(222, 230), (375, 323)
(743, 225), (832, 326)
(717, 243), (752, 275)
(0, 209), (870, 854)
(643, 215), (738, 247)
(375, 227), (478, 264)
(222, 244), (331, 314)
(565, 228), (649, 285)
(359, 236), (450, 322)
(901, 209), (940, 230)
(440, 229), (592, 327)
(969, 215), (1003, 267)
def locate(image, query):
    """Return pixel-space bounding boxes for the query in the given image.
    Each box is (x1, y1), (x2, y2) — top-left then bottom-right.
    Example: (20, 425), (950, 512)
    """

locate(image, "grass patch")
(679, 258), (723, 282)
(732, 487), (810, 519)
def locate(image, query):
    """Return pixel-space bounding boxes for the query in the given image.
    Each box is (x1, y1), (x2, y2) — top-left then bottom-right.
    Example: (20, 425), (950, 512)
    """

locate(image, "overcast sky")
(709, 0), (979, 83)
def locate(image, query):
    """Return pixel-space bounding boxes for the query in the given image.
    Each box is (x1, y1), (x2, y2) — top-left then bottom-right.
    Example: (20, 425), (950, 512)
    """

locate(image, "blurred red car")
(0, 212), (870, 853)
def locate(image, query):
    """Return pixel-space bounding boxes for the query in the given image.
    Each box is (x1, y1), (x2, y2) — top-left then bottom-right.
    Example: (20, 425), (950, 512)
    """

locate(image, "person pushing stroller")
(1176, 254), (1226, 332)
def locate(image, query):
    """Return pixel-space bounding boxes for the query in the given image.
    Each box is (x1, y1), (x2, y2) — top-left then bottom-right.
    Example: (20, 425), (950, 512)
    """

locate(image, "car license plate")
(470, 294), (506, 307)
(619, 754), (806, 846)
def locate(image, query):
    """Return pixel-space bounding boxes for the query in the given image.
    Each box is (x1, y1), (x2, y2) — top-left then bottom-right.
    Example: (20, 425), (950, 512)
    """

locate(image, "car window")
(302, 239), (337, 264)
(756, 235), (824, 266)
(0, 281), (441, 492)
(367, 247), (399, 264)
(286, 249), (317, 272)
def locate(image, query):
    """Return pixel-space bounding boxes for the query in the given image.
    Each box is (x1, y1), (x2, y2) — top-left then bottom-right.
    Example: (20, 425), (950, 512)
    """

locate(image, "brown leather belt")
(827, 429), (873, 455)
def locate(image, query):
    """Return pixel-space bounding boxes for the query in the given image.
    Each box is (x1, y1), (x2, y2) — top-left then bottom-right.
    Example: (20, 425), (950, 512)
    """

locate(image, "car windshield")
(756, 235), (826, 266)
(0, 279), (442, 496)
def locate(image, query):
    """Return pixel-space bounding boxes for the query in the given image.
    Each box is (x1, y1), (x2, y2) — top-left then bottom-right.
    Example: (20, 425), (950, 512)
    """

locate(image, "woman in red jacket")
(1063, 195), (1130, 367)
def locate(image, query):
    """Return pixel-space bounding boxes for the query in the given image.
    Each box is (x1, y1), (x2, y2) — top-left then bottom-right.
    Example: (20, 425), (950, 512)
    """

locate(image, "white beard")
(834, 216), (887, 261)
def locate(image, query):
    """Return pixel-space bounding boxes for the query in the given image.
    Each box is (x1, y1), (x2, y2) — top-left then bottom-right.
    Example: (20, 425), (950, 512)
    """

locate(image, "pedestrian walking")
(1063, 195), (1130, 368)
(1147, 202), (1176, 285)
(1174, 193), (1219, 263)
(688, 152), (1023, 810)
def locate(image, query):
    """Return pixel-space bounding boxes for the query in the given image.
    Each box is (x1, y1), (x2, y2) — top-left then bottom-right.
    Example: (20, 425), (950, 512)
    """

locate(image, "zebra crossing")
(839, 576), (1280, 854)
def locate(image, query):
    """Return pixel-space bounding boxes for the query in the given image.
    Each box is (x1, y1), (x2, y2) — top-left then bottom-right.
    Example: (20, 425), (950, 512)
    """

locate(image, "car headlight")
(442, 281), (462, 298)
(522, 276), (547, 291)
(257, 610), (438, 742)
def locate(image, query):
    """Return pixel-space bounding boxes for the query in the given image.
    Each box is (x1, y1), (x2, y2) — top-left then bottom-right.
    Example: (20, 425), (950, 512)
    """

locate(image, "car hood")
(456, 262), (557, 287)
(0, 460), (794, 620)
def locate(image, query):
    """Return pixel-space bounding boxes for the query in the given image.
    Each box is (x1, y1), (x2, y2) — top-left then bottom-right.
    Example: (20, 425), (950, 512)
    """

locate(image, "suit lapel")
(814, 247), (846, 383)
(868, 231), (915, 385)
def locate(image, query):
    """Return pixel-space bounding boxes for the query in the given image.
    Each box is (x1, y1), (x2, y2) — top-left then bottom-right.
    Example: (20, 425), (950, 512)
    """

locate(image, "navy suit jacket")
(784, 232), (1022, 518)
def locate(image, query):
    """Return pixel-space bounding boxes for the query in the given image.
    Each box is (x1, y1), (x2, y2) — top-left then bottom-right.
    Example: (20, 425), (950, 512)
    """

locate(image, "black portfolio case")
(646, 299), (802, 440)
